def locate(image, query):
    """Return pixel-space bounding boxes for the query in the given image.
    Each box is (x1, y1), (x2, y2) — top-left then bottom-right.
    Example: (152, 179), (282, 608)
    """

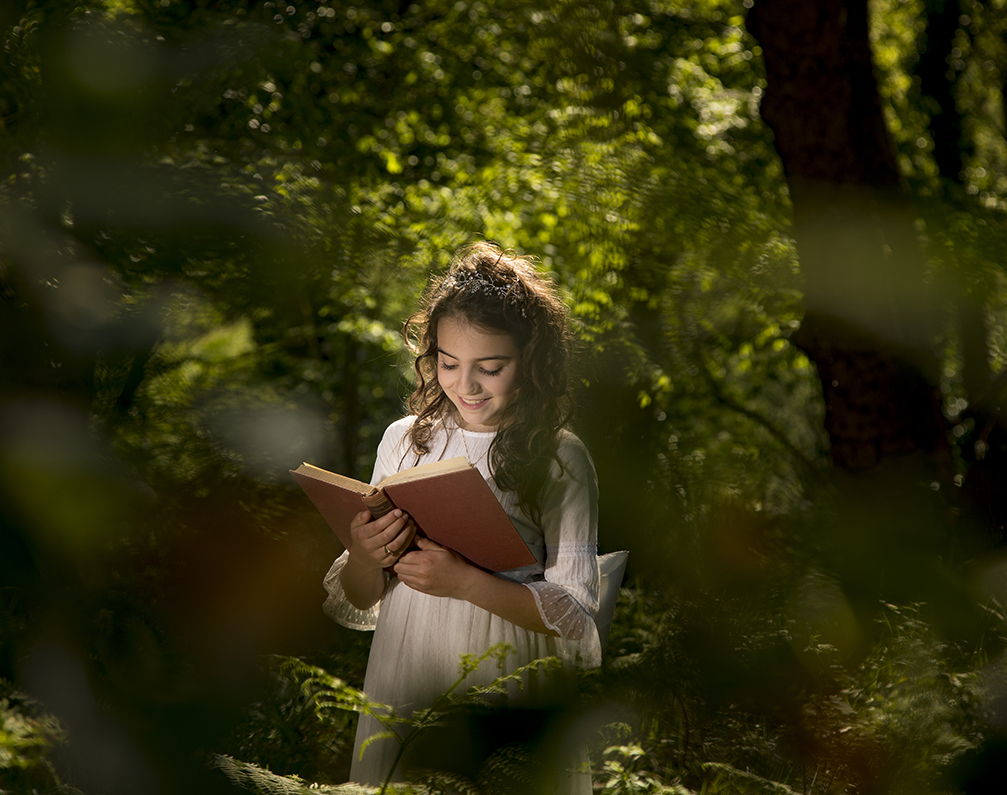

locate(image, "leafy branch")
(213, 645), (562, 795)
(368, 644), (562, 795)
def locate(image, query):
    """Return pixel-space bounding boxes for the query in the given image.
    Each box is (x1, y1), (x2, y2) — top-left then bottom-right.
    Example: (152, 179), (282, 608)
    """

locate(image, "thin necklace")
(458, 425), (489, 467)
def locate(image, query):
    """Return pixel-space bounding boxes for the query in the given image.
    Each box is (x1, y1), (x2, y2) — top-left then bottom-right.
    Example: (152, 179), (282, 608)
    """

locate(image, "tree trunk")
(913, 3), (1007, 541)
(747, 0), (949, 475)
(917, 0), (966, 183)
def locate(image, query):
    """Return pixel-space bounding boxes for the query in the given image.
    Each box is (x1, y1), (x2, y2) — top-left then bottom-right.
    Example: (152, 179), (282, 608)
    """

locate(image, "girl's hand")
(347, 509), (416, 571)
(393, 537), (480, 599)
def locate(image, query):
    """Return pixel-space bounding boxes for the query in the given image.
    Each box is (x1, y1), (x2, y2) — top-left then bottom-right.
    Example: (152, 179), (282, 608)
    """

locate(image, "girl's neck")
(446, 412), (497, 435)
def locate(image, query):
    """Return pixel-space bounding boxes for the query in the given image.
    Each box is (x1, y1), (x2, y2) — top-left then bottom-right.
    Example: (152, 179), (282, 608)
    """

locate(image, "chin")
(454, 406), (499, 430)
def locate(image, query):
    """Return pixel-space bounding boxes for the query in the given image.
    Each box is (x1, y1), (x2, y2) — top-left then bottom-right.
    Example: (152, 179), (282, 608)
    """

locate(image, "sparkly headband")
(442, 270), (528, 316)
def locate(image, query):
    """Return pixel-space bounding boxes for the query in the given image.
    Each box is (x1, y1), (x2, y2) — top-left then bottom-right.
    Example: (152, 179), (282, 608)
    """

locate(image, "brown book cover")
(290, 458), (536, 572)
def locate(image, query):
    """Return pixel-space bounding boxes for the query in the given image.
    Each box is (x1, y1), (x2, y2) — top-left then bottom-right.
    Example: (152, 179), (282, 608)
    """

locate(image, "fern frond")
(701, 761), (799, 795)
(409, 767), (481, 795)
(268, 655), (397, 724)
(460, 655), (562, 706)
(359, 730), (401, 758)
(210, 754), (379, 795)
(211, 754), (312, 794)
(456, 642), (516, 677)
(477, 743), (539, 793)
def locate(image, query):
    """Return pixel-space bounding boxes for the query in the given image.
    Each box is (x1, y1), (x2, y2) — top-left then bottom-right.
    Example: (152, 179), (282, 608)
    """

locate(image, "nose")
(458, 367), (480, 394)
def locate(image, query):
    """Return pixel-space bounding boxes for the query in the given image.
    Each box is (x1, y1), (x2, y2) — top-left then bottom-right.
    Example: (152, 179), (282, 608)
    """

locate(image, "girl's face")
(436, 315), (522, 432)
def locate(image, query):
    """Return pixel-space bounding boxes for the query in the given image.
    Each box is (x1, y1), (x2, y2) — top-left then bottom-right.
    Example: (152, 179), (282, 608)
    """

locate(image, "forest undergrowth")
(205, 586), (1007, 795)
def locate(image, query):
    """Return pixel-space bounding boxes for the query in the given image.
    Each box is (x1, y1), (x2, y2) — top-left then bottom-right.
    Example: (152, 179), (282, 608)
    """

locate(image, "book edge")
(291, 463), (371, 495)
(378, 456), (471, 488)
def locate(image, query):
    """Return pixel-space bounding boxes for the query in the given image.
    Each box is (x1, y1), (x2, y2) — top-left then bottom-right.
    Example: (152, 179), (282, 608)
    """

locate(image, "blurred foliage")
(215, 651), (367, 786)
(214, 645), (568, 795)
(0, 679), (73, 794)
(2, 0), (1007, 794)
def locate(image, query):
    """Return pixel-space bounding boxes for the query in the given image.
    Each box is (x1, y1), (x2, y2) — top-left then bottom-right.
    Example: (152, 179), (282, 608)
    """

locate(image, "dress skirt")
(349, 578), (592, 794)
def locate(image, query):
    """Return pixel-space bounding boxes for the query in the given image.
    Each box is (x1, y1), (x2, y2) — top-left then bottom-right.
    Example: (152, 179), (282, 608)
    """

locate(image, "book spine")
(361, 487), (394, 518)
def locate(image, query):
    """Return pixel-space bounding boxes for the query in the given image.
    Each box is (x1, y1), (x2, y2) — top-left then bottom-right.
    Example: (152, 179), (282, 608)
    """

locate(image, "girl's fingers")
(388, 521), (417, 555)
(349, 508), (397, 542)
(348, 510), (411, 565)
(349, 510), (373, 529)
(366, 512), (414, 557)
(372, 512), (408, 541)
(371, 509), (405, 531)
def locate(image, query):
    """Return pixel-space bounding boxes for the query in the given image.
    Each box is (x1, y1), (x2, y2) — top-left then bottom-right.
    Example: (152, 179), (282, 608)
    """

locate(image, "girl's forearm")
(339, 554), (387, 610)
(459, 569), (558, 637)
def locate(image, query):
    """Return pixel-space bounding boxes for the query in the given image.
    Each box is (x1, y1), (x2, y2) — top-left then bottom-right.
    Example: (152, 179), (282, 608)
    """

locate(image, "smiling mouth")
(457, 395), (490, 409)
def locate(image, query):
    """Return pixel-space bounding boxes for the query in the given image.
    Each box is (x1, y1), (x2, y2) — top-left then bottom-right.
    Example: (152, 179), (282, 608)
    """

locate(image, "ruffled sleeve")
(323, 551), (386, 630)
(320, 418), (415, 631)
(523, 432), (602, 668)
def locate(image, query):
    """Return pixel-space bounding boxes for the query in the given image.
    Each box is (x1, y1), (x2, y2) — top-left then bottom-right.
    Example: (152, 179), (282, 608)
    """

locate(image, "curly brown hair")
(403, 242), (574, 523)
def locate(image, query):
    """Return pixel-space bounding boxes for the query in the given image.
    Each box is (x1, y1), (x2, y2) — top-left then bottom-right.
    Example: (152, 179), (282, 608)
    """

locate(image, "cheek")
(499, 373), (520, 402)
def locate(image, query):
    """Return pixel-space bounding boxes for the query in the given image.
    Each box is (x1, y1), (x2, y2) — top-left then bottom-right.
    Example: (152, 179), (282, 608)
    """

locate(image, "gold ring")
(384, 545), (390, 556)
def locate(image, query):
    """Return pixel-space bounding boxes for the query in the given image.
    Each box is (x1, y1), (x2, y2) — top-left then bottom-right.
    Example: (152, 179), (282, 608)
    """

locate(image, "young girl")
(323, 242), (600, 792)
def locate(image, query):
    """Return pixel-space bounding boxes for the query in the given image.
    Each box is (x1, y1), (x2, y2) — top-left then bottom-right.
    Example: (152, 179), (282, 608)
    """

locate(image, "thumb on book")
(415, 536), (446, 552)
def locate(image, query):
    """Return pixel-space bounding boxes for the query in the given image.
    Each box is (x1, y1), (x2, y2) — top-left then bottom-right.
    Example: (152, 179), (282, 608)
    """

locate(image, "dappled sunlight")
(3, 1), (1007, 794)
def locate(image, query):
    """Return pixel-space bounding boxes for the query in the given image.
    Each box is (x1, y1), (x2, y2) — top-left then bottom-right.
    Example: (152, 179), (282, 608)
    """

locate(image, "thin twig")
(692, 335), (831, 489)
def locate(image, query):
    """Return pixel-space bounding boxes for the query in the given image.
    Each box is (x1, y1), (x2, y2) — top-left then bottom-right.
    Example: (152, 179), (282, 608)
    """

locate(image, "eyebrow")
(436, 347), (513, 362)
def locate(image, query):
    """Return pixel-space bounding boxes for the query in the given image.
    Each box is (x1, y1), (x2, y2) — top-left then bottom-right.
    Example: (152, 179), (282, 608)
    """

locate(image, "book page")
(292, 463), (371, 495)
(378, 456), (471, 488)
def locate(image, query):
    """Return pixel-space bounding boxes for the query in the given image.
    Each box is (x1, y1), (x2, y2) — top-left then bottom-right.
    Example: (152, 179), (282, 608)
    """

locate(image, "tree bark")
(747, 0), (949, 474)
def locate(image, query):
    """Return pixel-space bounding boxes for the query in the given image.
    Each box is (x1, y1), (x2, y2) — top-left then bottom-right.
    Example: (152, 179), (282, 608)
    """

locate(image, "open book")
(290, 457), (536, 572)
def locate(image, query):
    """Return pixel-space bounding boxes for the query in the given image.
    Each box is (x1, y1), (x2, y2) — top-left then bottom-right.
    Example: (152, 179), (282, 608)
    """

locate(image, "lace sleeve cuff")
(525, 581), (602, 669)
(322, 552), (384, 631)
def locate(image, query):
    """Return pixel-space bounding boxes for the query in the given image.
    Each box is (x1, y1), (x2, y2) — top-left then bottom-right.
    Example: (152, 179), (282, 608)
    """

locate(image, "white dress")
(323, 416), (600, 792)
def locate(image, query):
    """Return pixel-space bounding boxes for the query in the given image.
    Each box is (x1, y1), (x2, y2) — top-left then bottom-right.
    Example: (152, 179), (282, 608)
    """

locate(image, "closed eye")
(438, 361), (504, 376)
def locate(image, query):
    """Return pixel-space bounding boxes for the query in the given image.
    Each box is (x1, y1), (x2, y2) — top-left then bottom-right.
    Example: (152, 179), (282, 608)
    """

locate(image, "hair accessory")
(442, 270), (528, 316)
